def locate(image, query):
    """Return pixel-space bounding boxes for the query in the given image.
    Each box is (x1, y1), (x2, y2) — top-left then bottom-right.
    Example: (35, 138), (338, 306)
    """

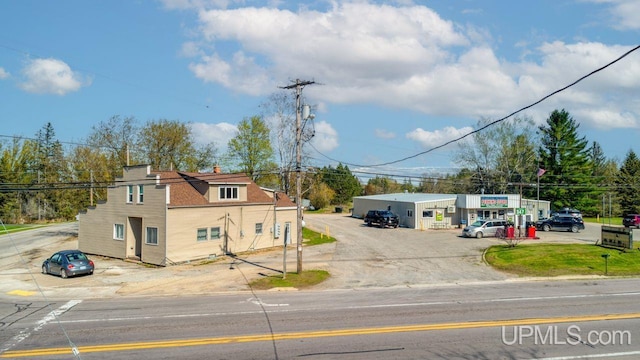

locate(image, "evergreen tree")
(319, 163), (362, 204)
(538, 109), (594, 214)
(616, 150), (640, 214)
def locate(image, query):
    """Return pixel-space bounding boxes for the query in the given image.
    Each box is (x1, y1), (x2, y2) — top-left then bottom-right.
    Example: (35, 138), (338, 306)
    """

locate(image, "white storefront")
(352, 193), (550, 230)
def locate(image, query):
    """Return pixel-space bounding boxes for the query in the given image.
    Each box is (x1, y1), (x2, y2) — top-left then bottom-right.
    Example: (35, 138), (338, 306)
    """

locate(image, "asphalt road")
(0, 215), (635, 359)
(2, 279), (640, 359)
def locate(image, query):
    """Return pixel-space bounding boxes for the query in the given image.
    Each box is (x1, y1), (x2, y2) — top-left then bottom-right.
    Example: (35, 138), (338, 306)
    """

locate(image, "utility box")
(601, 226), (633, 250)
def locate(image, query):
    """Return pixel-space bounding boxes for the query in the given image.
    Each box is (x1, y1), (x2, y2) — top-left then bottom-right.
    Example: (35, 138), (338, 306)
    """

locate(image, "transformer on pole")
(280, 79), (316, 274)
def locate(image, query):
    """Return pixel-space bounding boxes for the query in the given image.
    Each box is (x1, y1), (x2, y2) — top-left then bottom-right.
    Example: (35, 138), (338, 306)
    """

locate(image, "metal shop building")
(352, 193), (550, 230)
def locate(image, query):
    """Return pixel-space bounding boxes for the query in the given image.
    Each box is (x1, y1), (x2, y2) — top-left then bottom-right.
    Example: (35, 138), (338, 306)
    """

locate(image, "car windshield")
(66, 253), (87, 261)
(470, 220), (485, 227)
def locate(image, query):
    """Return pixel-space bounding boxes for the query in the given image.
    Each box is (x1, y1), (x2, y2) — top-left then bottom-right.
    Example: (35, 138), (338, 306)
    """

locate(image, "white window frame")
(255, 223), (263, 235)
(219, 186), (239, 200)
(422, 210), (434, 218)
(137, 185), (144, 203)
(113, 223), (124, 240)
(210, 227), (221, 240)
(146, 227), (158, 245)
(407, 209), (413, 217)
(197, 228), (208, 242)
(127, 185), (134, 203)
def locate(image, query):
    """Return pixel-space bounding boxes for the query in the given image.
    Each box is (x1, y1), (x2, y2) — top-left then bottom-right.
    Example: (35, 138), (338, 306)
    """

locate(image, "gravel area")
(0, 214), (604, 300)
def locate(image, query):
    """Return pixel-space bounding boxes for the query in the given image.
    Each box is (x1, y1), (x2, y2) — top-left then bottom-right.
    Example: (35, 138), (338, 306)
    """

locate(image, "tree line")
(0, 105), (638, 223)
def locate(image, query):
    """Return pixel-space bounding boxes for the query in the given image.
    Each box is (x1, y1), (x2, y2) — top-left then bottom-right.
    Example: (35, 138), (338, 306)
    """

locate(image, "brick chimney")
(213, 165), (221, 174)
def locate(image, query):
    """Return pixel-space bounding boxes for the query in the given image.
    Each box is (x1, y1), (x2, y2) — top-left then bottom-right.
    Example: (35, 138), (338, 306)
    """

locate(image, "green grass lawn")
(249, 270), (330, 290)
(303, 227), (336, 246)
(0, 223), (47, 234)
(485, 243), (640, 277)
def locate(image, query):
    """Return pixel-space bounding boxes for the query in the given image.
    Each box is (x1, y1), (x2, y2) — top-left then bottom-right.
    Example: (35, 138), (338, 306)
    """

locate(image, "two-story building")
(78, 165), (297, 266)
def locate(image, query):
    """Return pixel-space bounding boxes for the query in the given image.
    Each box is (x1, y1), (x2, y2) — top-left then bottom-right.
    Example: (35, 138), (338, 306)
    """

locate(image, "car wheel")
(60, 268), (68, 279)
(543, 224), (551, 232)
(366, 221), (371, 227)
(41, 265), (47, 275)
(571, 225), (579, 233)
(476, 232), (483, 239)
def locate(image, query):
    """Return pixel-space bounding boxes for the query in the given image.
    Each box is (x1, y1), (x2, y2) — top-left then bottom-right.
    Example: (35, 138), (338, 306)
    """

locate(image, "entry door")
(127, 217), (143, 259)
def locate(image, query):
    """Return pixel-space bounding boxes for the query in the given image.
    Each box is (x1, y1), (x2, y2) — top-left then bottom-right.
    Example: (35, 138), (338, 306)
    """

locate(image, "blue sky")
(1, 0), (639, 181)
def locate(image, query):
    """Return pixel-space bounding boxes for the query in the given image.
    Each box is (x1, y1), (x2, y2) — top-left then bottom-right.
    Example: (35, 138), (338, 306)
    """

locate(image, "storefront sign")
(480, 196), (508, 208)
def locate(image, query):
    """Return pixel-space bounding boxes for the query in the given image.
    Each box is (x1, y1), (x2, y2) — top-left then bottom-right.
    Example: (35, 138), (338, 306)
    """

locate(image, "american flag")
(537, 168), (546, 177)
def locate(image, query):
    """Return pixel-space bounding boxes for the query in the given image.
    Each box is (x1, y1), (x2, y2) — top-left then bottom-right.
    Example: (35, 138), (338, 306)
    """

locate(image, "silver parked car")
(462, 219), (508, 238)
(42, 250), (95, 278)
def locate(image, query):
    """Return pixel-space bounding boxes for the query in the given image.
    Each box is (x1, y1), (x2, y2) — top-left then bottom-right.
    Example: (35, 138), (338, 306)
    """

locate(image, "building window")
(146, 227), (158, 245)
(219, 186), (239, 200)
(127, 185), (134, 203)
(210, 227), (221, 240)
(407, 210), (413, 217)
(255, 223), (263, 235)
(196, 228), (208, 241)
(423, 210), (434, 218)
(113, 223), (124, 240)
(138, 185), (144, 203)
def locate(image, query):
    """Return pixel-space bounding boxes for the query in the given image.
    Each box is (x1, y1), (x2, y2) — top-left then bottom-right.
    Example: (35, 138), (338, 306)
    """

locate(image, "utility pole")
(280, 79), (316, 274)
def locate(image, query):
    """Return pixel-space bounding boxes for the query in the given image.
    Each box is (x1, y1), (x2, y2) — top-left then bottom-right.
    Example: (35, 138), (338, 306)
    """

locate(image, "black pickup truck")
(364, 210), (399, 228)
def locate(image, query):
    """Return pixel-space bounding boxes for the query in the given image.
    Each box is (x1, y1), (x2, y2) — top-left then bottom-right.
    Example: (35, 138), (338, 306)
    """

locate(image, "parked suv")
(364, 210), (399, 228)
(623, 214), (640, 228)
(536, 216), (585, 232)
(462, 219), (508, 239)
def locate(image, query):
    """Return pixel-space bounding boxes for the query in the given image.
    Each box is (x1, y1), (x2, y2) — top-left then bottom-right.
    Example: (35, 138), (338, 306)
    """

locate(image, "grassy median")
(248, 227), (334, 289)
(249, 270), (330, 290)
(485, 243), (640, 277)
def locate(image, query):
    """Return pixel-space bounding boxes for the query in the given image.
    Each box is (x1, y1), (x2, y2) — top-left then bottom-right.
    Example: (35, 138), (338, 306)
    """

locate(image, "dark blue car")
(42, 250), (95, 278)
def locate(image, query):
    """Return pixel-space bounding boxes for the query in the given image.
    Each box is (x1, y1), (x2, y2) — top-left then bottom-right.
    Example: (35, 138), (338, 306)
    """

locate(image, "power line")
(310, 44), (640, 169)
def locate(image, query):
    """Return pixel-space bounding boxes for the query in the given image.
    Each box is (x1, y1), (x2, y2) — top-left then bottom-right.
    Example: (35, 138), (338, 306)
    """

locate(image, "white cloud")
(188, 2), (467, 95)
(375, 129), (396, 139)
(175, 2), (640, 134)
(590, 0), (640, 30)
(0, 67), (9, 79)
(310, 120), (338, 152)
(189, 52), (270, 95)
(19, 58), (89, 95)
(190, 121), (238, 148)
(406, 126), (475, 148)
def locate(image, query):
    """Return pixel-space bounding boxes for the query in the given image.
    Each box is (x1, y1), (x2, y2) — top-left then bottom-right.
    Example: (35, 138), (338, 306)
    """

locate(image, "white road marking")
(247, 297), (290, 307)
(532, 350), (640, 359)
(53, 291), (640, 325)
(0, 300), (82, 353)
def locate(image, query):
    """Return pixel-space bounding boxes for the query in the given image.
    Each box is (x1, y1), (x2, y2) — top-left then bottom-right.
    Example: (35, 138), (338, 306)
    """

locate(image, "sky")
(1, 0), (639, 182)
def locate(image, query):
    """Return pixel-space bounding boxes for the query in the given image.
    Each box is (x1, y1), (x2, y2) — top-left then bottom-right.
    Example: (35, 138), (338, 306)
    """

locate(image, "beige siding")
(166, 205), (297, 263)
(208, 184), (248, 202)
(79, 165), (297, 266)
(79, 165), (168, 265)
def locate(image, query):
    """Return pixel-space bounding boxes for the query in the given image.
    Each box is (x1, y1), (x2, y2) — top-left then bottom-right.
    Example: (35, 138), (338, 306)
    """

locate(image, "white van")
(462, 219), (508, 239)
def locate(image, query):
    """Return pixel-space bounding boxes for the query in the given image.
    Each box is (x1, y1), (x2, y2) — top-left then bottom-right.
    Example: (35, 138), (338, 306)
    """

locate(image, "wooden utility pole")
(280, 79), (315, 274)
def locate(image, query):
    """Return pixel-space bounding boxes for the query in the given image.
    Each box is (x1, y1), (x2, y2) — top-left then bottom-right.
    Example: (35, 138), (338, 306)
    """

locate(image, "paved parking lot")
(305, 214), (602, 290)
(0, 214), (604, 300)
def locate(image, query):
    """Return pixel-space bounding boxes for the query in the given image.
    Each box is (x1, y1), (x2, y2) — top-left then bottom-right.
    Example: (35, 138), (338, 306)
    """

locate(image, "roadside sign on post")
(516, 208), (526, 215)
